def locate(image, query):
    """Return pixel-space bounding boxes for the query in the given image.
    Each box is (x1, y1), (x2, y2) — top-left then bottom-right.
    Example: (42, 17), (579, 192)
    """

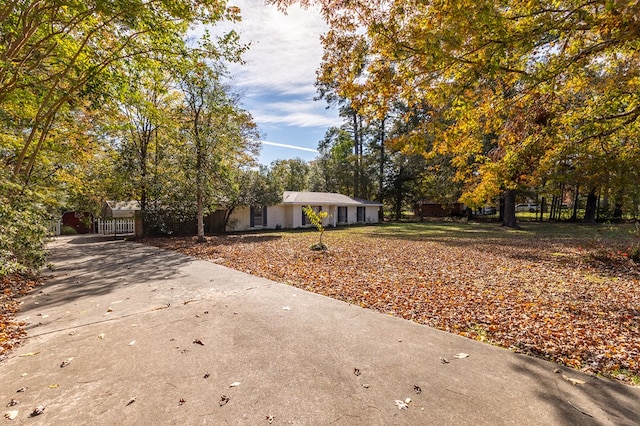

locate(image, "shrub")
(0, 182), (49, 277)
(61, 226), (78, 235)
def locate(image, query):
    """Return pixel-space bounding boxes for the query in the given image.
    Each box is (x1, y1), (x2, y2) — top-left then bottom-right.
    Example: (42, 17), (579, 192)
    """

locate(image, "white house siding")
(268, 205), (286, 229)
(227, 205), (287, 232)
(227, 206), (251, 231)
(364, 206), (379, 223)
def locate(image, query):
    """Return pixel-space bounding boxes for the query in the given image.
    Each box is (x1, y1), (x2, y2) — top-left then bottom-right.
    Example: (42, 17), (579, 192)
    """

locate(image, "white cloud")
(260, 140), (318, 153)
(249, 99), (341, 128)
(202, 0), (344, 158)
(221, 0), (327, 95)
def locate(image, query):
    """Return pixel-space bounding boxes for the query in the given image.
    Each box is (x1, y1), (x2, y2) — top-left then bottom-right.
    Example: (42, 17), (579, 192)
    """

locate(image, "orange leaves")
(1, 274), (41, 357)
(145, 227), (640, 382)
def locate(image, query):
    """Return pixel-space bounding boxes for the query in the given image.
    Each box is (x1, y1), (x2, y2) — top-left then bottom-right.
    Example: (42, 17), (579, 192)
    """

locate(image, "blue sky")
(215, 0), (343, 165)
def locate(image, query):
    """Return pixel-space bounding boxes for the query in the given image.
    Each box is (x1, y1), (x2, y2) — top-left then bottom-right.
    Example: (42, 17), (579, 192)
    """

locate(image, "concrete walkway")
(1, 235), (639, 425)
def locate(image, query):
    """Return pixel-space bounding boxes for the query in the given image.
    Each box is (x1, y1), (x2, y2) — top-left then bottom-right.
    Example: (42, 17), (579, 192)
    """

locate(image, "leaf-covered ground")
(145, 222), (640, 384)
(0, 275), (41, 360)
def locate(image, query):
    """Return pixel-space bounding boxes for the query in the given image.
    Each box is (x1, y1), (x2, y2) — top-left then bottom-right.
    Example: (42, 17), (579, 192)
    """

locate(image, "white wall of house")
(269, 205), (286, 229)
(227, 206), (250, 231)
(364, 206), (379, 223)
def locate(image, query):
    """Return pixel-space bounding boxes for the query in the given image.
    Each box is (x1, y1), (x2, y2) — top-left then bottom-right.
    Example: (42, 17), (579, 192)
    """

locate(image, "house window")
(337, 206), (348, 224)
(250, 206), (267, 227)
(357, 206), (365, 222)
(302, 206), (321, 226)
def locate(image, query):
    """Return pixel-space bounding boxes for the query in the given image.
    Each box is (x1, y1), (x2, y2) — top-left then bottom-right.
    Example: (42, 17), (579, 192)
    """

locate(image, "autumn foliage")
(0, 275), (40, 358)
(145, 222), (640, 383)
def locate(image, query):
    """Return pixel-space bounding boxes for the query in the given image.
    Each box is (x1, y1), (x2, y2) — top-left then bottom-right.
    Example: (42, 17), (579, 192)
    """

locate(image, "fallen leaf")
(203, 373), (210, 379)
(395, 400), (408, 410)
(362, 383), (370, 389)
(126, 397), (137, 406)
(405, 397), (412, 404)
(107, 307), (113, 312)
(15, 387), (27, 393)
(353, 368), (361, 376)
(562, 375), (586, 386)
(6, 399), (18, 407)
(229, 382), (240, 387)
(60, 357), (73, 368)
(98, 333), (105, 339)
(266, 415), (274, 424)
(219, 395), (230, 406)
(440, 357), (449, 364)
(178, 398), (186, 406)
(19, 351), (40, 357)
(29, 405), (45, 417)
(414, 385), (422, 394)
(193, 339), (204, 346)
(48, 384), (59, 389)
(454, 353), (469, 359)
(4, 410), (18, 420)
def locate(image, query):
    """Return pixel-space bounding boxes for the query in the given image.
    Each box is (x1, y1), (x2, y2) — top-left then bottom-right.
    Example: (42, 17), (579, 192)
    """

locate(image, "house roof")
(282, 191), (382, 207)
(105, 200), (141, 212)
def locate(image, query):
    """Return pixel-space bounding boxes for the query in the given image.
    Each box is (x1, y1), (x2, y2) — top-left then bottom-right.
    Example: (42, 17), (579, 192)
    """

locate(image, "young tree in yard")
(179, 56), (259, 242)
(302, 206), (329, 251)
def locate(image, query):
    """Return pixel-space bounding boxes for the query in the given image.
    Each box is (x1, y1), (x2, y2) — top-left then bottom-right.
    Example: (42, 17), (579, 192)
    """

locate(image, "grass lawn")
(145, 221), (640, 385)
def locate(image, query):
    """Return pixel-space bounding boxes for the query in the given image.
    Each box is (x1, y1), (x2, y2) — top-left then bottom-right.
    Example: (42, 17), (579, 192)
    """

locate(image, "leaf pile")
(1, 274), (40, 358)
(146, 225), (640, 382)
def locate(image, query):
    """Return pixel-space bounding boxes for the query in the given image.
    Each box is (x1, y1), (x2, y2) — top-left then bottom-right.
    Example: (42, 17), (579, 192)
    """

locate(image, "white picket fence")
(97, 218), (135, 235)
(48, 220), (61, 236)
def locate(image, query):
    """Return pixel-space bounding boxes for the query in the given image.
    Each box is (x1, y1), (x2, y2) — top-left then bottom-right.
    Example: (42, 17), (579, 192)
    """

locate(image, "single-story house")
(227, 191), (382, 232)
(102, 200), (141, 218)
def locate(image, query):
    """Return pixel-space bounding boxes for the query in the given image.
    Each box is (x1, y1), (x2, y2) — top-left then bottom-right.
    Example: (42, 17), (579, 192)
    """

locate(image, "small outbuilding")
(102, 201), (141, 218)
(419, 200), (466, 218)
(227, 191), (382, 232)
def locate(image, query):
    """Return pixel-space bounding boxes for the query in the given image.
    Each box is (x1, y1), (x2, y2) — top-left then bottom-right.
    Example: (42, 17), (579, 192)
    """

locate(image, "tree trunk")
(583, 188), (598, 223)
(501, 189), (518, 228)
(196, 182), (205, 242)
(571, 186), (580, 221)
(352, 111), (360, 198)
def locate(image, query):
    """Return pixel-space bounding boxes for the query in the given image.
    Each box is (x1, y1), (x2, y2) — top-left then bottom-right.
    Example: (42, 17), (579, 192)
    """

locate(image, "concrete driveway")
(1, 235), (639, 425)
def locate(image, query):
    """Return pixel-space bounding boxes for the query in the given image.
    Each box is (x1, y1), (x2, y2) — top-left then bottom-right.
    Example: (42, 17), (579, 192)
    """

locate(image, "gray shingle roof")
(282, 191), (382, 206)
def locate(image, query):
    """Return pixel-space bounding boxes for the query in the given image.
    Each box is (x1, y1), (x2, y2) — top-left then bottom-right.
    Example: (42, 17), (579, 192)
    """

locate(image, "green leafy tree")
(273, 0), (640, 227)
(178, 54), (259, 242)
(217, 166), (283, 230)
(2, 0), (240, 181)
(270, 158), (310, 191)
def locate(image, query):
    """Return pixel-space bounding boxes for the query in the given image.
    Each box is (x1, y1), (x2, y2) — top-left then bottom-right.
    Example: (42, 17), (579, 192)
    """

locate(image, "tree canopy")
(271, 0), (640, 225)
